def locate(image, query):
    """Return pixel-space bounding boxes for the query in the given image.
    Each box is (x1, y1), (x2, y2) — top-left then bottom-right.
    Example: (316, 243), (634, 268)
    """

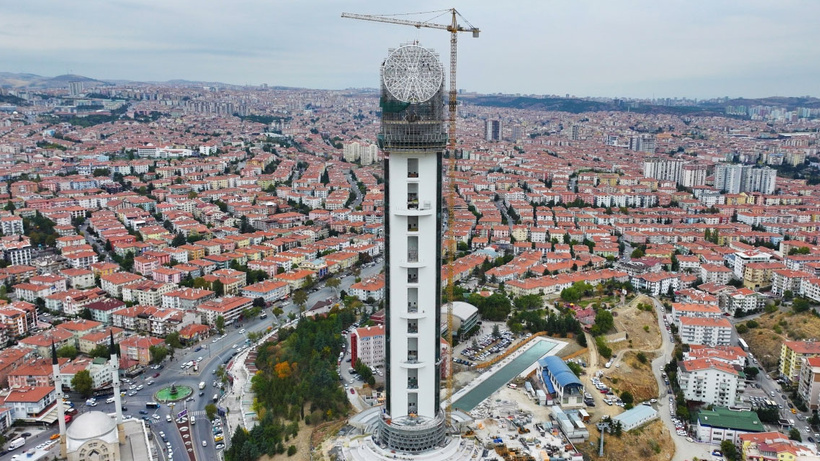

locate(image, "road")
(0, 259), (384, 461)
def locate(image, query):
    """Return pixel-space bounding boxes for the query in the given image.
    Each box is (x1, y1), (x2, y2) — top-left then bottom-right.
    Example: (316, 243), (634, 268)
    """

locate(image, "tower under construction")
(378, 42), (448, 453)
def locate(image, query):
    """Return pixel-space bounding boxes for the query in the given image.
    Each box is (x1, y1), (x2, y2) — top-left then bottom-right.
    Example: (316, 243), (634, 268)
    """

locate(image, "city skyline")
(2, 0), (818, 99)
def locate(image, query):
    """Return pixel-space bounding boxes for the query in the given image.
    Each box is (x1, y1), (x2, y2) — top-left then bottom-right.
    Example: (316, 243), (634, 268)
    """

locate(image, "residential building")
(677, 358), (744, 407)
(797, 356), (820, 411)
(240, 280), (289, 304)
(196, 296), (252, 326)
(350, 325), (385, 370)
(678, 316), (733, 346)
(779, 340), (820, 383)
(119, 336), (164, 367)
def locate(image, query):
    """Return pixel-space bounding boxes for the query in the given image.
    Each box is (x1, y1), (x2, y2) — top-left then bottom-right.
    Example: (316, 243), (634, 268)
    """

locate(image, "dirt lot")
(610, 295), (662, 353)
(578, 419), (674, 461)
(605, 351), (659, 403)
(739, 309), (820, 371)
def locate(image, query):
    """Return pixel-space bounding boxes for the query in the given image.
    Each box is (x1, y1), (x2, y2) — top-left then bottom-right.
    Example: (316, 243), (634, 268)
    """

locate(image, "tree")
(89, 344), (111, 359)
(743, 366), (760, 379)
(72, 370), (94, 397)
(630, 247), (645, 258)
(492, 324), (501, 338)
(287, 445), (297, 456)
(205, 403), (217, 421)
(215, 316), (225, 334)
(514, 294), (543, 311)
(212, 280), (225, 297)
(292, 290), (308, 314)
(326, 277), (340, 298)
(720, 440), (740, 461)
(171, 233), (186, 247)
(149, 345), (168, 364)
(79, 308), (93, 320)
(620, 391), (634, 405)
(789, 427), (802, 441)
(566, 361), (583, 377)
(590, 310), (614, 336)
(57, 345), (78, 359)
(792, 297), (812, 313)
(165, 331), (182, 349)
(253, 297), (266, 308)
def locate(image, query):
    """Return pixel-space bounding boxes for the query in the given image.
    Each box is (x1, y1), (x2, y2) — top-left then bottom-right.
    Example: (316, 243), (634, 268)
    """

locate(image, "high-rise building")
(714, 164), (744, 194)
(629, 135), (656, 153)
(714, 164), (776, 194)
(69, 81), (84, 97)
(378, 43), (447, 452)
(643, 157), (683, 183)
(568, 125), (580, 141)
(485, 119), (501, 141)
(681, 164), (708, 188)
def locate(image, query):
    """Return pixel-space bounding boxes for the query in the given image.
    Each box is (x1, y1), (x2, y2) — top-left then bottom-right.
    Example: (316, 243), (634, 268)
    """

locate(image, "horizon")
(1, 1), (818, 100)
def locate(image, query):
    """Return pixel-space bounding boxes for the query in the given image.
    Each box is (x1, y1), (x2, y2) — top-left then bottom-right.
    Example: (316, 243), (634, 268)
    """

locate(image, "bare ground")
(578, 419), (675, 461)
(610, 295), (662, 354)
(740, 309), (820, 371)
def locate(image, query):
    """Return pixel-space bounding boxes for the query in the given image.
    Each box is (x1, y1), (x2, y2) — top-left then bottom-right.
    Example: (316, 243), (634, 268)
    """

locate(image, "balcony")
(407, 274), (418, 283)
(407, 223), (419, 232)
(408, 323), (418, 334)
(407, 302), (418, 313)
(406, 353), (418, 363)
(408, 377), (418, 389)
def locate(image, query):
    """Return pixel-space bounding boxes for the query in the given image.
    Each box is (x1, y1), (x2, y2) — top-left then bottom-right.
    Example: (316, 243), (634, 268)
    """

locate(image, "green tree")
(56, 345), (78, 359)
(212, 280), (225, 297)
(287, 445), (297, 456)
(89, 344), (111, 359)
(743, 366), (759, 379)
(165, 331), (182, 349)
(149, 345), (168, 364)
(215, 315), (225, 334)
(793, 297), (812, 313)
(720, 440), (739, 461)
(79, 308), (93, 320)
(620, 391), (634, 405)
(590, 310), (614, 336)
(72, 369), (94, 397)
(630, 247), (645, 258)
(566, 361), (583, 377)
(789, 427), (802, 441)
(171, 233), (186, 247)
(292, 290), (308, 314)
(205, 403), (217, 421)
(514, 294), (543, 311)
(326, 277), (340, 298)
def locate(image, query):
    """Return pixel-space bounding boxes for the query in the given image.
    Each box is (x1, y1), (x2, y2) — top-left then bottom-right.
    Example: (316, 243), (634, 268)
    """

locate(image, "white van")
(106, 397), (115, 404)
(190, 416), (196, 425)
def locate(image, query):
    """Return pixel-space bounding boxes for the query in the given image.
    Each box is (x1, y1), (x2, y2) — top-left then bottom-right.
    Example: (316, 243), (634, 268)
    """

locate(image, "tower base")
(377, 412), (447, 453)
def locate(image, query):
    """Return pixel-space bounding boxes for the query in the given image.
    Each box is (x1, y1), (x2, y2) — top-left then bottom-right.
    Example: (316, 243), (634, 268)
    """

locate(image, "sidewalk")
(222, 325), (283, 439)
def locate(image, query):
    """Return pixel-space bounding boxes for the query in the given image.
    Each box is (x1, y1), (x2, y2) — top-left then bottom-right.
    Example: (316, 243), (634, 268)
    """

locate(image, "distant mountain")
(0, 72), (108, 89)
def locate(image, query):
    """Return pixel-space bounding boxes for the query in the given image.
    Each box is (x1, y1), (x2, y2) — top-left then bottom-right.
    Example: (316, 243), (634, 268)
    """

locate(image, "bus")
(146, 402), (160, 409)
(738, 338), (749, 352)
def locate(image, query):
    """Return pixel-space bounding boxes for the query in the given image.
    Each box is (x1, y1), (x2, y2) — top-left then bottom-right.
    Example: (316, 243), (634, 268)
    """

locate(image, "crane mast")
(342, 8), (479, 432)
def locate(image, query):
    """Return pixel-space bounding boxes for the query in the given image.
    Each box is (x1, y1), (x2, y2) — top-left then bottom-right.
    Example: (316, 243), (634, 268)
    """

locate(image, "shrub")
(287, 445), (297, 456)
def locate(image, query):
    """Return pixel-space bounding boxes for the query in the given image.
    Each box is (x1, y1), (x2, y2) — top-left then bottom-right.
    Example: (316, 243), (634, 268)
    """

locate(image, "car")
(712, 450), (723, 457)
(50, 434), (60, 440)
(350, 388), (355, 394)
(214, 435), (224, 442)
(809, 437), (815, 443)
(186, 397), (195, 403)
(199, 391), (205, 397)
(153, 373), (160, 378)
(195, 347), (202, 352)
(202, 440), (208, 447)
(139, 410), (148, 415)
(197, 357), (203, 362)
(215, 443), (225, 450)
(159, 431), (165, 439)
(686, 437), (694, 443)
(180, 427), (188, 432)
(136, 385), (144, 391)
(239, 329), (245, 334)
(152, 414), (160, 420)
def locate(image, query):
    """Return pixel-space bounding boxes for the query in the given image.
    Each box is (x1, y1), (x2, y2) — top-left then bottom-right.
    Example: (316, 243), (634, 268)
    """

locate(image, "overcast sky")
(2, 0), (818, 99)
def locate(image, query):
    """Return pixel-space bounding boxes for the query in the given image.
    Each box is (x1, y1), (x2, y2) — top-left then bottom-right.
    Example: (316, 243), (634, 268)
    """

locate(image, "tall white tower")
(378, 43), (448, 453)
(110, 332), (125, 444)
(51, 342), (68, 459)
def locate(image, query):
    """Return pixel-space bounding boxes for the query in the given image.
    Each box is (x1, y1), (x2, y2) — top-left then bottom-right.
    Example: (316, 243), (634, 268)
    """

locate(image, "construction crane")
(341, 8), (479, 431)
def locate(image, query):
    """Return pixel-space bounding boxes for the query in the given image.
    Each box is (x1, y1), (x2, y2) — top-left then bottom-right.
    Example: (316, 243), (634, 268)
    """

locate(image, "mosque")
(51, 334), (151, 461)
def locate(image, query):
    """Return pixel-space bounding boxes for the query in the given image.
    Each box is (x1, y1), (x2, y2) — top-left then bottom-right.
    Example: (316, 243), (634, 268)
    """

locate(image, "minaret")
(52, 342), (67, 459)
(110, 331), (125, 444)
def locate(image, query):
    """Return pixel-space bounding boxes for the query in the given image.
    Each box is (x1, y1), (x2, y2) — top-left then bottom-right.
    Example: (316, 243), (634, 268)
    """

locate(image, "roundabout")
(155, 384), (193, 402)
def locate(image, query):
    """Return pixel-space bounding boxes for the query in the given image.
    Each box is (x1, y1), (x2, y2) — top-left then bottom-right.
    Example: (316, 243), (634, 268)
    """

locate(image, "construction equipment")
(341, 9), (479, 430)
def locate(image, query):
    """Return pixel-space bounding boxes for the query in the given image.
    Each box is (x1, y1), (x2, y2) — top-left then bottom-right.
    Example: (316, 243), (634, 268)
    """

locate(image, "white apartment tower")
(643, 157), (683, 183)
(378, 43), (448, 452)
